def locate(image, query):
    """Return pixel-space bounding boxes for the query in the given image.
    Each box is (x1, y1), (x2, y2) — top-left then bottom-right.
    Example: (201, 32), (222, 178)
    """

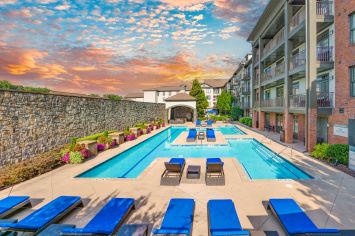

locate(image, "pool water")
(78, 127), (312, 180)
(196, 125), (245, 135)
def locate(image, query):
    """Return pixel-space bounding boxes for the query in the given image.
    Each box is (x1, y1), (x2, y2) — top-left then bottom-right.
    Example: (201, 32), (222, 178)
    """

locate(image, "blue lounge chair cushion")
(206, 158), (224, 167)
(187, 129), (197, 139)
(61, 198), (134, 235)
(269, 199), (340, 235)
(0, 196), (81, 231)
(0, 196), (29, 216)
(208, 200), (250, 236)
(152, 198), (194, 235)
(169, 158), (185, 167)
(196, 120), (201, 126)
(207, 120), (213, 125)
(207, 129), (216, 138)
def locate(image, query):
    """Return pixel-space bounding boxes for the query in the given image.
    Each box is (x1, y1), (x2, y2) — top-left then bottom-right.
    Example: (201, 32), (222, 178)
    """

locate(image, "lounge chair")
(208, 199), (250, 236)
(196, 119), (201, 127)
(59, 198), (135, 236)
(269, 198), (341, 236)
(0, 196), (82, 234)
(207, 119), (213, 127)
(152, 198), (195, 236)
(186, 128), (197, 142)
(0, 196), (31, 218)
(161, 158), (186, 186)
(206, 128), (216, 142)
(206, 158), (225, 186)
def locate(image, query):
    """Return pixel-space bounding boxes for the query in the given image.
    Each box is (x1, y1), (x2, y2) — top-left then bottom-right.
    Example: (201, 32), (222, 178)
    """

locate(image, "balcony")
(240, 101), (251, 109)
(261, 97), (284, 111)
(317, 46), (333, 62)
(242, 71), (251, 80)
(317, 92), (334, 115)
(263, 28), (285, 58)
(316, 1), (333, 17)
(261, 61), (285, 84)
(290, 50), (306, 74)
(290, 7), (305, 32)
(289, 94), (306, 110)
(241, 85), (250, 95)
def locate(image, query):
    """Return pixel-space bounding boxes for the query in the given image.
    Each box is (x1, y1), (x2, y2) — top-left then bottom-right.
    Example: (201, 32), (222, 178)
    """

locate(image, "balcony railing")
(317, 92), (334, 107)
(290, 7), (305, 31)
(290, 50), (306, 70)
(241, 85), (250, 94)
(289, 94), (306, 109)
(261, 97), (284, 108)
(240, 101), (251, 109)
(243, 71), (251, 80)
(317, 46), (333, 62)
(316, 1), (333, 17)
(261, 61), (285, 83)
(263, 28), (285, 56)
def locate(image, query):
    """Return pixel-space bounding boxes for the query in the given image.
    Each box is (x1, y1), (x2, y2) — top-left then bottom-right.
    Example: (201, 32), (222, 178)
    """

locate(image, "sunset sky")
(0, 0), (268, 95)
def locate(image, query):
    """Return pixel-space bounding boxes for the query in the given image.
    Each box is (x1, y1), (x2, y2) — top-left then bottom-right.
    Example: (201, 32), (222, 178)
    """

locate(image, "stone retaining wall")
(0, 90), (166, 167)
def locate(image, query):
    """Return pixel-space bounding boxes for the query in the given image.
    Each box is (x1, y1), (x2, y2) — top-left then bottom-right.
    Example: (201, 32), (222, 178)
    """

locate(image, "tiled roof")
(202, 79), (229, 88)
(124, 92), (144, 98)
(165, 93), (196, 101)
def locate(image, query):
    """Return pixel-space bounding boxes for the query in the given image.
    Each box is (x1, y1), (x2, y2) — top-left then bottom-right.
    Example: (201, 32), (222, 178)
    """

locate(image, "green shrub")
(311, 143), (330, 160)
(245, 118), (252, 127)
(97, 135), (107, 144)
(239, 117), (245, 123)
(327, 144), (349, 165)
(69, 152), (84, 164)
(70, 137), (78, 150)
(231, 107), (243, 120)
(76, 130), (116, 142)
(0, 80), (51, 93)
(210, 115), (230, 121)
(103, 94), (122, 101)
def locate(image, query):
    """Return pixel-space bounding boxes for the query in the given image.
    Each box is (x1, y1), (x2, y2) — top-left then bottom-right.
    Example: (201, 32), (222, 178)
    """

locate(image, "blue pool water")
(196, 125), (245, 135)
(78, 127), (312, 180)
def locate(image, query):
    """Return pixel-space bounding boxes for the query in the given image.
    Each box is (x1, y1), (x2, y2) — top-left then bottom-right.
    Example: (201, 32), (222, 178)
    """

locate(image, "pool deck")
(1, 123), (355, 236)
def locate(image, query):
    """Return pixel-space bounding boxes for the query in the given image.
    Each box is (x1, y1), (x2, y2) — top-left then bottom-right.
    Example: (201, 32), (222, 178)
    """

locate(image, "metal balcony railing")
(317, 92), (334, 107)
(243, 71), (251, 80)
(290, 50), (306, 70)
(261, 97), (284, 108)
(317, 46), (333, 62)
(241, 85), (250, 94)
(263, 28), (285, 56)
(290, 7), (305, 31)
(289, 94), (306, 109)
(261, 61), (285, 83)
(240, 101), (251, 109)
(316, 1), (333, 16)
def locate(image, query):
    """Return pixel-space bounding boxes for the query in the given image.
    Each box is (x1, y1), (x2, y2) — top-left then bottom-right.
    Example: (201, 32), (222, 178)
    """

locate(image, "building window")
(213, 88), (219, 94)
(292, 82), (300, 95)
(316, 74), (329, 94)
(206, 95), (211, 100)
(205, 89), (211, 93)
(351, 13), (355, 44)
(351, 66), (355, 97)
(264, 90), (270, 100)
(276, 86), (283, 98)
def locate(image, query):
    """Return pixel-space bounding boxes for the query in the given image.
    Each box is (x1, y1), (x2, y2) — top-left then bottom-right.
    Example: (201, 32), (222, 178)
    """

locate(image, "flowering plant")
(110, 139), (118, 148)
(146, 127), (151, 134)
(80, 148), (91, 158)
(61, 152), (70, 163)
(97, 143), (106, 152)
(126, 133), (136, 141)
(139, 129), (144, 136)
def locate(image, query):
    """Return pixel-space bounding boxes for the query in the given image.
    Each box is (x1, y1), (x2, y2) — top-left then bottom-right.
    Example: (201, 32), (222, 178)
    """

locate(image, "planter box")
(77, 140), (97, 156)
(108, 132), (125, 144)
(129, 127), (141, 137)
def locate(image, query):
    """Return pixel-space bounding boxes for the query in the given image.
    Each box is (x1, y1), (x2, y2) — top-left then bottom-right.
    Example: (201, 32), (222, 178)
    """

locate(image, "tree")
(103, 94), (122, 101)
(216, 90), (232, 115)
(189, 79), (208, 117)
(0, 80), (51, 93)
(231, 106), (244, 120)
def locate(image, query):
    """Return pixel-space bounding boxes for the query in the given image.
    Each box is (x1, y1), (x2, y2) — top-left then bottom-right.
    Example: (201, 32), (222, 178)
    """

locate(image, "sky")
(0, 0), (268, 95)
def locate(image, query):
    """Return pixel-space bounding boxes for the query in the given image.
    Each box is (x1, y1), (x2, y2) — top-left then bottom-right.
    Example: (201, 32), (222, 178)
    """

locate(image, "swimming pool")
(78, 127), (312, 180)
(196, 125), (245, 135)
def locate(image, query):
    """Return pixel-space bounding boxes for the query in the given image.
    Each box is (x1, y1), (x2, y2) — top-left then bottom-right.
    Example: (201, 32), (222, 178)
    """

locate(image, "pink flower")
(97, 143), (106, 151)
(80, 148), (91, 158)
(61, 152), (70, 163)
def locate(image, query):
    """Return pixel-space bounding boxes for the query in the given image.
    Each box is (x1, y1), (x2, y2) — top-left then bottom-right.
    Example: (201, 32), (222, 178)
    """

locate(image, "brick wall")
(0, 90), (166, 167)
(328, 0), (355, 144)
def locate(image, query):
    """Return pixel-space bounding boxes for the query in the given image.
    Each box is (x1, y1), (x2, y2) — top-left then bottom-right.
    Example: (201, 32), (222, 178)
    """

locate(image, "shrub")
(61, 152), (70, 163)
(0, 147), (63, 188)
(311, 143), (330, 160)
(110, 139), (118, 148)
(80, 148), (91, 159)
(69, 151), (84, 164)
(103, 94), (122, 101)
(246, 118), (252, 127)
(327, 144), (349, 165)
(239, 117), (245, 123)
(70, 137), (78, 150)
(231, 107), (244, 121)
(97, 135), (107, 144)
(97, 143), (106, 152)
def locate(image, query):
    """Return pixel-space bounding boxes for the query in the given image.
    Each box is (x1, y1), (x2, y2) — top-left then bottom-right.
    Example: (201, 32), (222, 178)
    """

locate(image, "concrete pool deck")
(0, 123), (354, 236)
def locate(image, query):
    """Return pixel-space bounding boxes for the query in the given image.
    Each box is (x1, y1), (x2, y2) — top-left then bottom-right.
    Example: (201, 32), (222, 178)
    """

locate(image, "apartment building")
(201, 79), (229, 109)
(227, 54), (253, 117)
(248, 0), (336, 151)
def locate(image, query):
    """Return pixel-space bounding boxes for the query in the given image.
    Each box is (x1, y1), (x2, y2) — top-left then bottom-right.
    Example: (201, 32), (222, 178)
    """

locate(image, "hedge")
(311, 143), (349, 165)
(239, 117), (252, 127)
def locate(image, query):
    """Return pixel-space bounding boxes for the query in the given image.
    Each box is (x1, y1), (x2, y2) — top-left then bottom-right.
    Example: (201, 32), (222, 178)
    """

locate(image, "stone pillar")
(284, 112), (294, 143)
(298, 114), (306, 144)
(259, 111), (265, 131)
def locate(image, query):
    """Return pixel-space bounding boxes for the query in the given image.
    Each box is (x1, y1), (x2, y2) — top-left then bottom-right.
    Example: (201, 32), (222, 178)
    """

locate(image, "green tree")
(103, 94), (122, 101)
(231, 106), (244, 120)
(0, 80), (51, 93)
(189, 79), (208, 117)
(216, 90), (232, 115)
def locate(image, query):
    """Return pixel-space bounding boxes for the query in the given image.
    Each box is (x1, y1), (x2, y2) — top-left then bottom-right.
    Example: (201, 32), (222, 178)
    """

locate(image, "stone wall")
(0, 90), (166, 167)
